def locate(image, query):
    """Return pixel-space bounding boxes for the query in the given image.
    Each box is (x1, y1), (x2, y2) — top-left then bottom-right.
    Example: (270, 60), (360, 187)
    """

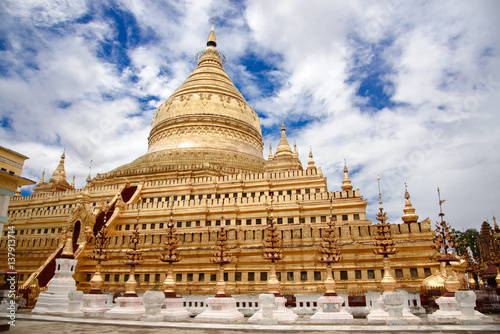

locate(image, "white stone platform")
(310, 295), (354, 324)
(194, 296), (244, 323)
(32, 258), (78, 315)
(162, 296), (190, 321)
(248, 295), (298, 324)
(104, 296), (144, 320)
(6, 312), (500, 333)
(80, 293), (111, 318)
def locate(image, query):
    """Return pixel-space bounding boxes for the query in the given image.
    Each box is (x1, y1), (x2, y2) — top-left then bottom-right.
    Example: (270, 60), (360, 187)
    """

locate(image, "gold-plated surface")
(2, 26), (442, 302)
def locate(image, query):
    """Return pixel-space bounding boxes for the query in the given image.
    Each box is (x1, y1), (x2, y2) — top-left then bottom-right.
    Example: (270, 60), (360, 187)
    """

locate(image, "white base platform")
(367, 293), (421, 325)
(194, 297), (244, 323)
(248, 296), (298, 324)
(80, 294), (111, 318)
(310, 295), (354, 324)
(161, 297), (190, 321)
(104, 296), (144, 320)
(428, 296), (462, 324)
(32, 258), (78, 315)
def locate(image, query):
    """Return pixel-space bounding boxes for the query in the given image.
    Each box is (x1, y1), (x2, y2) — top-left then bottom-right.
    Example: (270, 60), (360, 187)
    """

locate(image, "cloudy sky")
(1, 0), (499, 231)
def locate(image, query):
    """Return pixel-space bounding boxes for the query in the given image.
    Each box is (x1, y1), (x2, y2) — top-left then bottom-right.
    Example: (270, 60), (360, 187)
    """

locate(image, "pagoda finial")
(341, 160), (353, 191)
(268, 144), (274, 160)
(207, 17), (217, 47)
(275, 122), (293, 156)
(86, 160), (92, 183)
(307, 147), (316, 171)
(402, 183), (419, 223)
(437, 187), (446, 223)
(39, 169), (45, 184)
(71, 175), (75, 188)
(377, 175), (384, 214)
(49, 150), (69, 185)
(293, 141), (298, 157)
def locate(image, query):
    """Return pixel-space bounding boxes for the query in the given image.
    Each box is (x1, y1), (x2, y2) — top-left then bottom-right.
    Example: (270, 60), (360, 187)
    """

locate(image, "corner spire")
(275, 122), (293, 156)
(341, 160), (353, 191)
(207, 17), (217, 47)
(268, 144), (274, 160)
(376, 175), (387, 223)
(401, 183), (419, 223)
(307, 147), (316, 171)
(39, 170), (45, 184)
(49, 150), (68, 184)
(86, 160), (92, 183)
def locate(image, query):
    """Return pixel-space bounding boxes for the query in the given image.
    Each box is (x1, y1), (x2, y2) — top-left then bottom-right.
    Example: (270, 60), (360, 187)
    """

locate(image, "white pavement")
(5, 312), (500, 333)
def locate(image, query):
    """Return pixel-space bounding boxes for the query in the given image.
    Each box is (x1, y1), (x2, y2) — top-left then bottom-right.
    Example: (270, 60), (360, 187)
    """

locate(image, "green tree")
(453, 228), (479, 258)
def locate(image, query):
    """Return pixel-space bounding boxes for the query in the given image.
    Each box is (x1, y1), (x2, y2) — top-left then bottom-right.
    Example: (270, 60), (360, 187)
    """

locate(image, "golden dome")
(107, 24), (266, 177)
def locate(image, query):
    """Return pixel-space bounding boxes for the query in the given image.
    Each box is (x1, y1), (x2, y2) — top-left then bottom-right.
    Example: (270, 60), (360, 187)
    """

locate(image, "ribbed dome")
(107, 24), (265, 177)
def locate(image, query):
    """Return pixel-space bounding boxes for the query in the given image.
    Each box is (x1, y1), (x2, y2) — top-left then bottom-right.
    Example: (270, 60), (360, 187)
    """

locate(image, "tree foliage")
(453, 228), (479, 258)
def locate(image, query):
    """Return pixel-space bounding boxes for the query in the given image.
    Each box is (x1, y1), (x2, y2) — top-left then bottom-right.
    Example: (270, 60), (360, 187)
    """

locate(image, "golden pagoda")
(2, 23), (439, 304)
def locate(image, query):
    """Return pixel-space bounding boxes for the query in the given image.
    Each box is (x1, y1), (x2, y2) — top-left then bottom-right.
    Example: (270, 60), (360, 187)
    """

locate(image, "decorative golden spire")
(14, 186), (21, 197)
(268, 144), (274, 160)
(207, 17), (217, 47)
(49, 150), (69, 185)
(39, 170), (45, 184)
(160, 201), (182, 297)
(307, 147), (316, 171)
(317, 193), (342, 295)
(494, 215), (499, 233)
(275, 122), (293, 157)
(71, 175), (75, 188)
(60, 227), (74, 259)
(293, 141), (298, 158)
(373, 175), (398, 256)
(86, 160), (92, 183)
(401, 183), (419, 223)
(432, 188), (459, 261)
(341, 160), (353, 191)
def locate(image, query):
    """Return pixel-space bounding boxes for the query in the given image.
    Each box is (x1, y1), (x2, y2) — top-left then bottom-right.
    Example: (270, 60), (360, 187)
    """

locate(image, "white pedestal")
(104, 296), (144, 320)
(395, 290), (422, 324)
(455, 290), (492, 324)
(382, 291), (407, 326)
(428, 295), (462, 324)
(141, 291), (165, 322)
(80, 294), (111, 318)
(162, 296), (190, 321)
(248, 296), (298, 324)
(367, 295), (389, 324)
(32, 258), (78, 315)
(195, 297), (244, 323)
(62, 290), (84, 318)
(310, 295), (353, 324)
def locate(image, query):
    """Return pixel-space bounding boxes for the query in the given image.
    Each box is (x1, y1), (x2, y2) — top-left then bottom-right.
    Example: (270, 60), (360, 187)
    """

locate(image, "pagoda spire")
(86, 160), (92, 183)
(49, 150), (68, 184)
(71, 175), (75, 188)
(268, 144), (274, 160)
(341, 160), (353, 191)
(275, 122), (293, 157)
(307, 147), (316, 171)
(293, 141), (298, 158)
(207, 17), (217, 47)
(401, 183), (419, 223)
(39, 170), (45, 184)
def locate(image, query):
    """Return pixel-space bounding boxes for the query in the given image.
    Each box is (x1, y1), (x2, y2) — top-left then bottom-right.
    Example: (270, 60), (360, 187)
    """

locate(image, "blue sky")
(1, 0), (499, 231)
